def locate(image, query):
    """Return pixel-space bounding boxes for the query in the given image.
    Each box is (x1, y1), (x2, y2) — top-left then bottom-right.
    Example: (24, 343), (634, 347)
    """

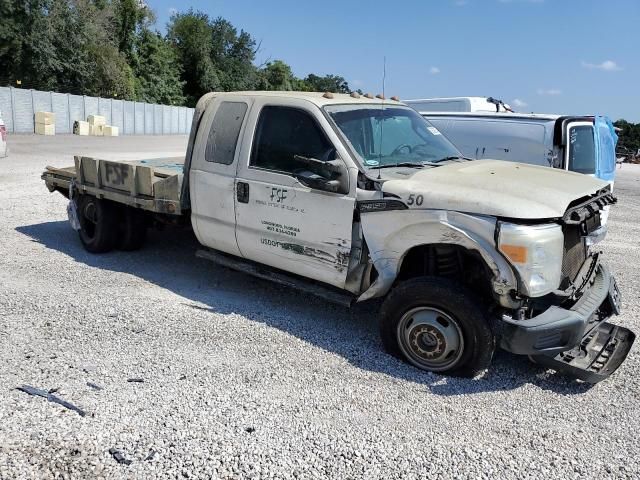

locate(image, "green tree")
(210, 18), (258, 91)
(300, 73), (351, 93)
(614, 119), (640, 154)
(113, 0), (154, 62)
(167, 10), (219, 105)
(0, 0), (135, 98)
(0, 0), (56, 88)
(134, 28), (185, 104)
(48, 0), (95, 93)
(258, 60), (297, 91)
(78, 0), (135, 98)
(0, 3), (355, 107)
(167, 10), (260, 104)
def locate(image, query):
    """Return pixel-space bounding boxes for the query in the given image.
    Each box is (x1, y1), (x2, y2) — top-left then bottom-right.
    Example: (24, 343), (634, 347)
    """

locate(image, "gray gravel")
(1, 134), (639, 479)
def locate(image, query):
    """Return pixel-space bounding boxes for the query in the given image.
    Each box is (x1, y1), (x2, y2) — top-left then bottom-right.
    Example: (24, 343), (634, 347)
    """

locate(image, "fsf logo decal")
(270, 188), (288, 203)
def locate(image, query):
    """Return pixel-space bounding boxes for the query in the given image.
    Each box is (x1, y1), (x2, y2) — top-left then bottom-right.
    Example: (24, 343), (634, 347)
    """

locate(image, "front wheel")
(380, 277), (495, 377)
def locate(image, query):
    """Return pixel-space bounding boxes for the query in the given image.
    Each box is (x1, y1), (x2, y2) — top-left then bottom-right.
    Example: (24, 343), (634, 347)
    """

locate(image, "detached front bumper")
(500, 259), (635, 382)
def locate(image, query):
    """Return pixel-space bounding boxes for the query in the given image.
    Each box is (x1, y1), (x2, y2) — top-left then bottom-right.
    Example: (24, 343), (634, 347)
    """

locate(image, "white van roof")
(404, 96), (513, 113)
(422, 111), (563, 121)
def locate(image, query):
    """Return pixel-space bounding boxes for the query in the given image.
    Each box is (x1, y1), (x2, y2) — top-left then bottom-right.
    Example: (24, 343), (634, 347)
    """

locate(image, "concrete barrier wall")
(0, 86), (194, 135)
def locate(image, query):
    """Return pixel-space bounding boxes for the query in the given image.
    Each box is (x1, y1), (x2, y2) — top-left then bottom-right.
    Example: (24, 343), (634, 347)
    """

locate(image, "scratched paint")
(260, 238), (349, 271)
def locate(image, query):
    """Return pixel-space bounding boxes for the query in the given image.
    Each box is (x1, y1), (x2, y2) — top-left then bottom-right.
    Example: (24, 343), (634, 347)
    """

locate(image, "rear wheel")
(77, 196), (118, 253)
(380, 276), (495, 377)
(118, 207), (147, 251)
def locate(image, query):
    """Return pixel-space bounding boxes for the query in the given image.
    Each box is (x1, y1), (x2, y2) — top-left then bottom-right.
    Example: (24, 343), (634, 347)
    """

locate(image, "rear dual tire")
(77, 196), (146, 253)
(380, 276), (495, 377)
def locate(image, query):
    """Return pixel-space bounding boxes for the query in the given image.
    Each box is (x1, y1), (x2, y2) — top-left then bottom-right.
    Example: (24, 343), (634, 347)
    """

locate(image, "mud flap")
(531, 322), (635, 383)
(67, 201), (81, 231)
(67, 182), (81, 231)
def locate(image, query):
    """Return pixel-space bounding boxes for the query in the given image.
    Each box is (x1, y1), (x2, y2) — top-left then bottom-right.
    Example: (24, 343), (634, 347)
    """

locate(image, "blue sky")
(148, 0), (640, 121)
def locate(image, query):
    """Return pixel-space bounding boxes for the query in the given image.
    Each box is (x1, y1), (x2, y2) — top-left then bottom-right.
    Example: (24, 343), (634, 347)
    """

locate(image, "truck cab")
(43, 91), (634, 382)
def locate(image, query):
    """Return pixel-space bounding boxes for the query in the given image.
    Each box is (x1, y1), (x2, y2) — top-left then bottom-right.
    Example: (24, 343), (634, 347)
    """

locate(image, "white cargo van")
(418, 112), (617, 185)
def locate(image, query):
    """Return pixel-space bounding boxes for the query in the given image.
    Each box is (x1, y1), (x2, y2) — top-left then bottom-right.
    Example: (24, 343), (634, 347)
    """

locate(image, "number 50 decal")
(407, 194), (424, 206)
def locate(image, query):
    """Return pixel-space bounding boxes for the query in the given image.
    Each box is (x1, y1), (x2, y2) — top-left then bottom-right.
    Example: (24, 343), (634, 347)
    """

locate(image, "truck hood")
(382, 160), (609, 219)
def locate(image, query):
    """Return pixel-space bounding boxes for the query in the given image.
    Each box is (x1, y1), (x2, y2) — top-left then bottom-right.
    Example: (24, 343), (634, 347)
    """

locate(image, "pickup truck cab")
(42, 91), (634, 382)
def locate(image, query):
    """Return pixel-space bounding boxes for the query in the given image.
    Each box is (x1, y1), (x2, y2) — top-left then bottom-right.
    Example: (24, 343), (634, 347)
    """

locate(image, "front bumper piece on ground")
(500, 259), (635, 383)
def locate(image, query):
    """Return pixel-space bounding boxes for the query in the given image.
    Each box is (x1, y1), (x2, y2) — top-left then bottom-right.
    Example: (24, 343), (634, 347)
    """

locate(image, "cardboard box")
(35, 111), (55, 125)
(91, 124), (104, 136)
(35, 123), (55, 135)
(103, 125), (119, 137)
(87, 115), (106, 127)
(73, 121), (90, 136)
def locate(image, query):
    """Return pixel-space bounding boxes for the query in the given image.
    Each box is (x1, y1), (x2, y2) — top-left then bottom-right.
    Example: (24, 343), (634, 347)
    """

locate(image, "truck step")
(531, 321), (635, 383)
(196, 249), (355, 307)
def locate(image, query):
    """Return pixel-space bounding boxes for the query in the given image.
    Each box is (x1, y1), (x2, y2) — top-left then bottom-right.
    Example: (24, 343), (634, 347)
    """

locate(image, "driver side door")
(234, 100), (355, 289)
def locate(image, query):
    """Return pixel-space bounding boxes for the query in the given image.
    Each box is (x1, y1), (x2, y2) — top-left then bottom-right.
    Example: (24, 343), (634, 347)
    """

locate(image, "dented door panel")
(235, 174), (355, 287)
(233, 97), (357, 289)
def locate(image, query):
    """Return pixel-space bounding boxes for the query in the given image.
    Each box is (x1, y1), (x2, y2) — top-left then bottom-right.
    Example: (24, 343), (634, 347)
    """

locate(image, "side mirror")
(293, 170), (341, 193)
(292, 155), (347, 193)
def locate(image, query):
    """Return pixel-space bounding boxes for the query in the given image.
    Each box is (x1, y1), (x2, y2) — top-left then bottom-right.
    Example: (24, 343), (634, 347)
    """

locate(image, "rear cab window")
(205, 101), (248, 165)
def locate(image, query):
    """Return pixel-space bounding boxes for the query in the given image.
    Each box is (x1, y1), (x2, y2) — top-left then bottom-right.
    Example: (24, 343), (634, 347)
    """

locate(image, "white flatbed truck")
(42, 91), (634, 381)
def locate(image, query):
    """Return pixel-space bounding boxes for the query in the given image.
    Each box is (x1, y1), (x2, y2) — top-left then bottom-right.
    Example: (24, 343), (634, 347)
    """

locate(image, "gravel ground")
(1, 135), (639, 479)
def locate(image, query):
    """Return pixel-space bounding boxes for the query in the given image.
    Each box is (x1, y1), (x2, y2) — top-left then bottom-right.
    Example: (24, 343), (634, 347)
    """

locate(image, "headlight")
(497, 222), (564, 297)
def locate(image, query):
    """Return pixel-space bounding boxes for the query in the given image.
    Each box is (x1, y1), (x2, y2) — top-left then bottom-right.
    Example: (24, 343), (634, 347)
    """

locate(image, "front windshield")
(325, 104), (461, 168)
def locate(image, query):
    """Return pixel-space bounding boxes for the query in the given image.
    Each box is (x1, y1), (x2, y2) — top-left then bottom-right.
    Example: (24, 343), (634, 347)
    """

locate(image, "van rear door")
(565, 121), (597, 176)
(564, 117), (617, 184)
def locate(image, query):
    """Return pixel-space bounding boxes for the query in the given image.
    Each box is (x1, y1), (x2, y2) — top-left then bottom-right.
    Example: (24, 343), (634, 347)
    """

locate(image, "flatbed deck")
(42, 156), (185, 215)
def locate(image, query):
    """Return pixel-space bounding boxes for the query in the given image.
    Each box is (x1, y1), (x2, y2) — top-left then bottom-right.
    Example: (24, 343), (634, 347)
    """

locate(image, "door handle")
(237, 181), (249, 203)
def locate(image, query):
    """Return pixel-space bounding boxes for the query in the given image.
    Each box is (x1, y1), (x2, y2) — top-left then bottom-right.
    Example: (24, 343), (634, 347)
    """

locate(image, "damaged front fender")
(358, 209), (519, 308)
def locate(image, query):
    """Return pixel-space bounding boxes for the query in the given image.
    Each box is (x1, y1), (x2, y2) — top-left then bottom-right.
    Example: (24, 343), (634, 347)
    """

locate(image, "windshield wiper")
(373, 162), (426, 169)
(435, 156), (473, 163)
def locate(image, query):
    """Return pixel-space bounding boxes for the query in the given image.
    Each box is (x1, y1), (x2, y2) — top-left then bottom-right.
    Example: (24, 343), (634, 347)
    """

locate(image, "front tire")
(380, 276), (495, 377)
(77, 196), (118, 253)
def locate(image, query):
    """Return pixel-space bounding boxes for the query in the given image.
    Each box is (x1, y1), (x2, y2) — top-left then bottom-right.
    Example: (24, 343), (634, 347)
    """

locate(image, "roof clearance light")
(323, 92), (334, 99)
(350, 92), (361, 99)
(391, 96), (400, 101)
(364, 93), (374, 99)
(376, 94), (385, 100)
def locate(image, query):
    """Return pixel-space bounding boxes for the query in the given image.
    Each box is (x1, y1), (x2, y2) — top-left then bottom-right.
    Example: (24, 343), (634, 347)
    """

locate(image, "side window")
(250, 106), (335, 173)
(205, 102), (248, 164)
